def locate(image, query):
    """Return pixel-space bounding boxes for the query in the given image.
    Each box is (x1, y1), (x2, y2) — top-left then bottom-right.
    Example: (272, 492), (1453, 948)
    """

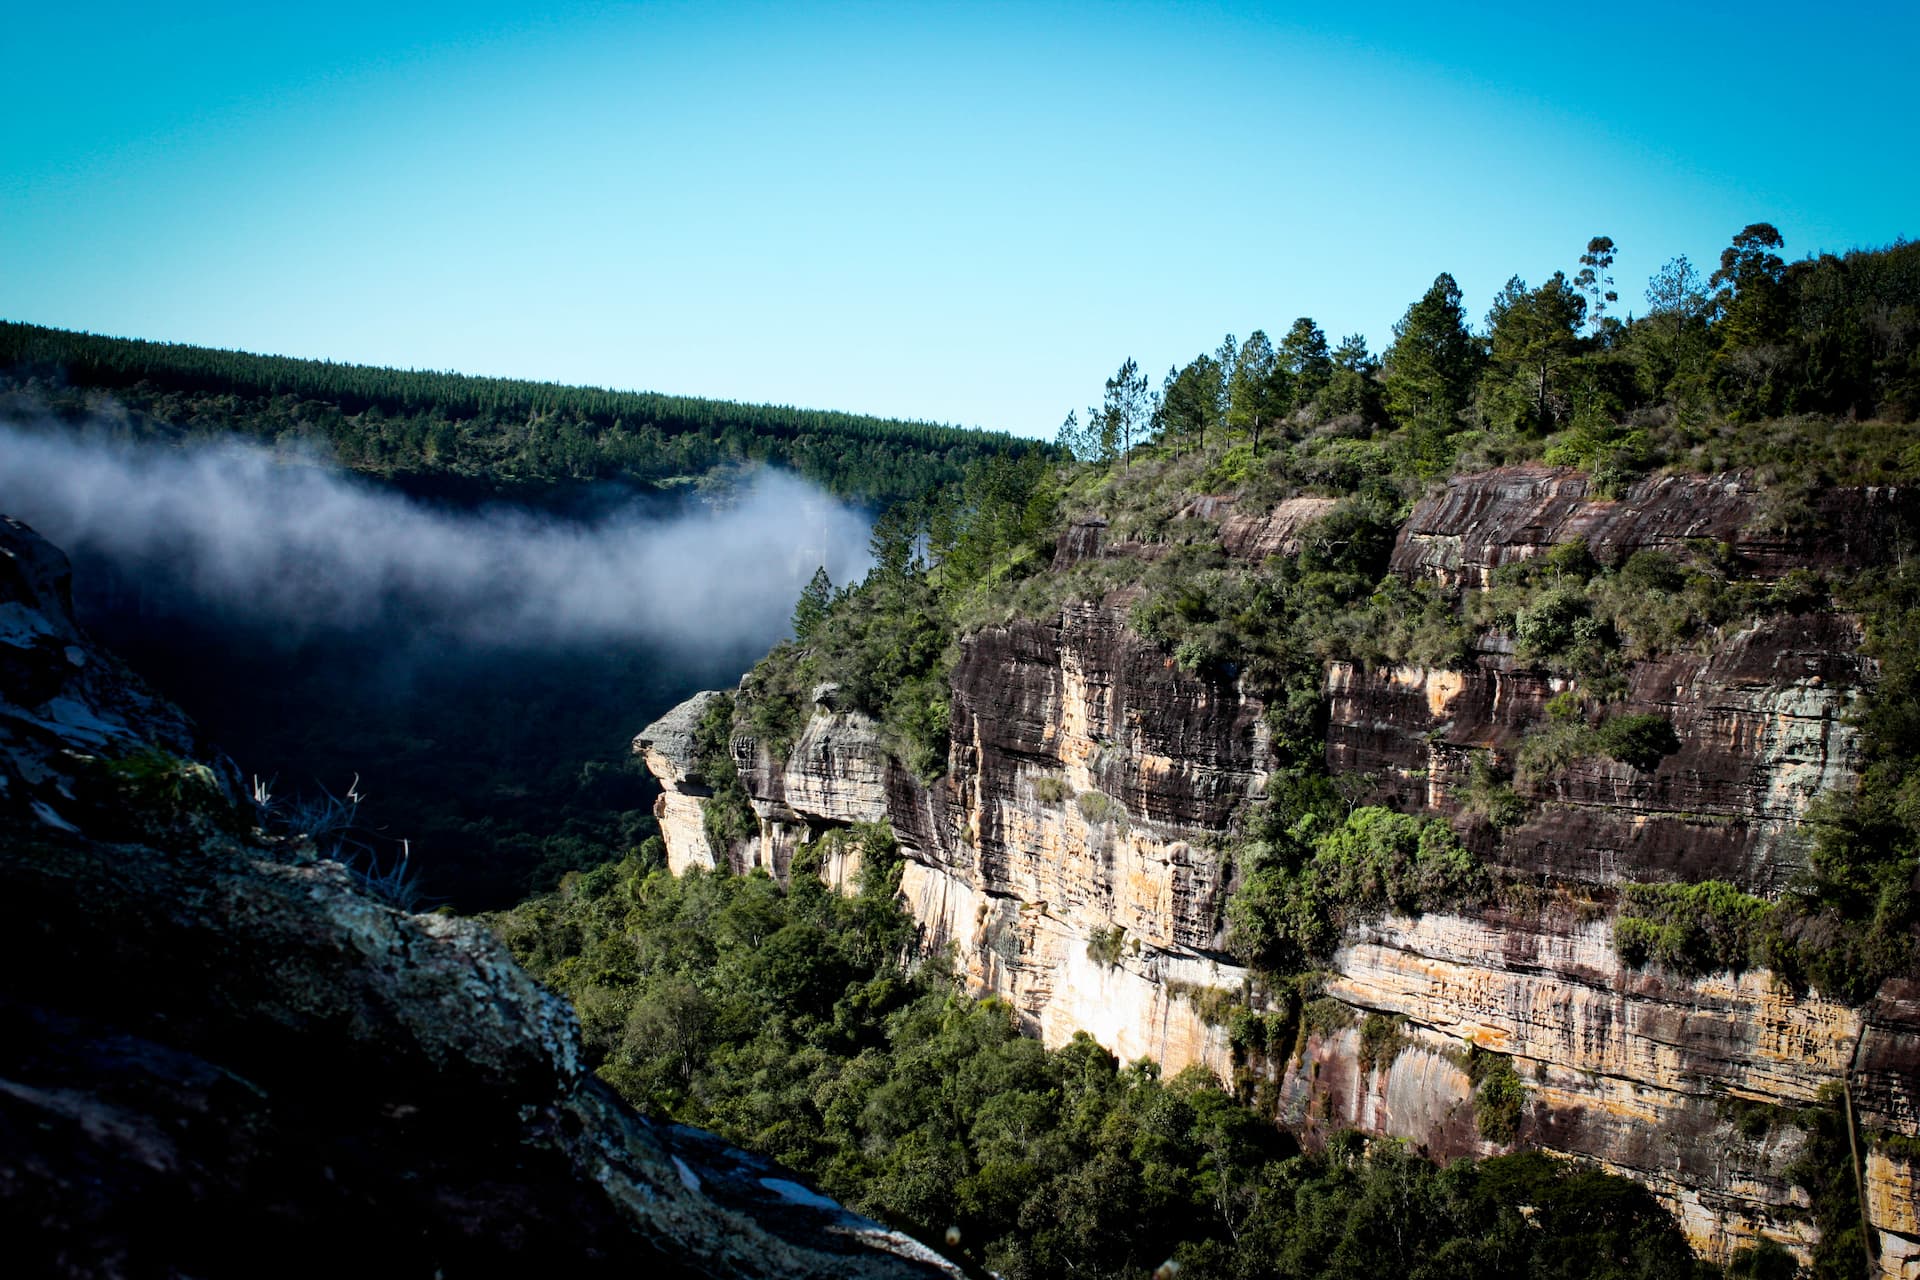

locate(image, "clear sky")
(5, 1), (1916, 437)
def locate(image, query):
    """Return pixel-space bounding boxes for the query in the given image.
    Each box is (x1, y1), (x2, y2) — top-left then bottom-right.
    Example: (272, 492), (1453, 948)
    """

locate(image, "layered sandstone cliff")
(638, 466), (1920, 1272)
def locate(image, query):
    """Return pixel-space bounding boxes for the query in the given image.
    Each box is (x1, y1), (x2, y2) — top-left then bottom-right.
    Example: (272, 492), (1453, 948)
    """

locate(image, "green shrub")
(1086, 924), (1126, 968)
(1357, 1013), (1409, 1074)
(1301, 997), (1354, 1039)
(1873, 1129), (1920, 1161)
(1469, 1050), (1526, 1145)
(1544, 688), (1583, 722)
(1542, 536), (1601, 582)
(1518, 711), (1679, 782)
(1166, 981), (1240, 1027)
(1228, 1008), (1265, 1061)
(1515, 717), (1595, 783)
(1227, 806), (1484, 974)
(1076, 789), (1122, 827)
(1720, 1096), (1791, 1142)
(102, 745), (230, 827)
(1229, 1005), (1301, 1065)
(1613, 880), (1772, 974)
(1592, 713), (1681, 771)
(1032, 774), (1069, 804)
(1460, 752), (1528, 830)
(1726, 1240), (1800, 1280)
(1513, 585), (1607, 663)
(1311, 806), (1486, 917)
(848, 820), (904, 900)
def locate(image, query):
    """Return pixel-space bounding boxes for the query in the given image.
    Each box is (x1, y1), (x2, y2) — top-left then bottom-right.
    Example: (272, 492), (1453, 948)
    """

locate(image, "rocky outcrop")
(0, 514), (240, 833)
(640, 468), (1920, 1269)
(1327, 610), (1866, 890)
(1295, 911), (1866, 1257)
(1870, 1148), (1920, 1279)
(0, 516), (957, 1279)
(1177, 493), (1339, 561)
(649, 600), (1265, 1078)
(1391, 465), (1918, 587)
(634, 690), (726, 874)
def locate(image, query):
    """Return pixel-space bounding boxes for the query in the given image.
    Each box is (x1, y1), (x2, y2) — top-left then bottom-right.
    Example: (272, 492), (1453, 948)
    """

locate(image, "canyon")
(638, 466), (1920, 1274)
(0, 513), (958, 1279)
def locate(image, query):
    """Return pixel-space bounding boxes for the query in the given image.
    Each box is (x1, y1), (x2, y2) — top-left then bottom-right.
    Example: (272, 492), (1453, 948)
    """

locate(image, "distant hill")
(0, 320), (1047, 504)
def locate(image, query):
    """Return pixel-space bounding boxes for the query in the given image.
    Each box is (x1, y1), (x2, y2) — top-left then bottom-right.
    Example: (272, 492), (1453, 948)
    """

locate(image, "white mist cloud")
(0, 423), (874, 653)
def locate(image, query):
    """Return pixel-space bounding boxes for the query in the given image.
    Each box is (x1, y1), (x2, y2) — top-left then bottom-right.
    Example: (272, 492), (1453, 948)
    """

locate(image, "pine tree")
(1280, 318), (1334, 415)
(792, 567), (832, 643)
(1381, 273), (1482, 427)
(1483, 272), (1586, 432)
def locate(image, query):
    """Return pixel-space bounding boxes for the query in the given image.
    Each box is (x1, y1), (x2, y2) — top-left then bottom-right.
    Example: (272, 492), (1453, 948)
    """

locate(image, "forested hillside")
(717, 228), (1920, 1023)
(0, 320), (1044, 503)
(504, 225), (1920, 1278)
(7, 223), (1916, 1276)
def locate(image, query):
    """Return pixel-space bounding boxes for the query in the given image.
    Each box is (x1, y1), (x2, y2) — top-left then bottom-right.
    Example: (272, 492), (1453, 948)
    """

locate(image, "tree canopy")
(0, 321), (1049, 504)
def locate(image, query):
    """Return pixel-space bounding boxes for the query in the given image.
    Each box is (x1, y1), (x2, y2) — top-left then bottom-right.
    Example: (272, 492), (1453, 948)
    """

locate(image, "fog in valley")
(0, 421), (876, 906)
(0, 422), (874, 652)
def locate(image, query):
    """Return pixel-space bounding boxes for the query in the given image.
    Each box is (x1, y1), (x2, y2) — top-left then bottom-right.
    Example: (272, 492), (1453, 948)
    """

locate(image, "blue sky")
(5, 2), (1915, 436)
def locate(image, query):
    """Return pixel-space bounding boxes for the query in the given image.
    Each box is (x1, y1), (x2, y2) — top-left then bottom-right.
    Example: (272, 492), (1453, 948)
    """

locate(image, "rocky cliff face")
(1388, 467), (1914, 587)
(1326, 609), (1866, 891)
(640, 466), (1920, 1273)
(0, 516), (957, 1280)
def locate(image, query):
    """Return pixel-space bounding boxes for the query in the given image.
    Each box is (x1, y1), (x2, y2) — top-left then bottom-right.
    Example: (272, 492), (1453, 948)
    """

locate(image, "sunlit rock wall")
(639, 467), (1920, 1268)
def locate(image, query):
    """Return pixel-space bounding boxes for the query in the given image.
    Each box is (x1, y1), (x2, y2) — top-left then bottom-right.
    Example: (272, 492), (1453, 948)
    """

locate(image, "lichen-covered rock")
(781, 707), (891, 825)
(1222, 495), (1341, 560)
(0, 516), (957, 1279)
(634, 691), (727, 874)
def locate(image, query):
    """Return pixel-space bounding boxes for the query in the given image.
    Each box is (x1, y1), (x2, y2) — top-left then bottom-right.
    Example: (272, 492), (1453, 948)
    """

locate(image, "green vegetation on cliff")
(1226, 806), (1486, 974)
(1475, 538), (1828, 678)
(1612, 551), (1920, 1002)
(723, 223), (1920, 997)
(738, 451), (1062, 775)
(494, 838), (1711, 1280)
(490, 223), (1920, 1274)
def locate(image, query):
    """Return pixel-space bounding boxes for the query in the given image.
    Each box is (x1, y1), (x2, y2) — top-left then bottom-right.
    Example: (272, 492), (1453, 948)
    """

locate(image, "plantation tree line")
(0, 320), (1046, 504)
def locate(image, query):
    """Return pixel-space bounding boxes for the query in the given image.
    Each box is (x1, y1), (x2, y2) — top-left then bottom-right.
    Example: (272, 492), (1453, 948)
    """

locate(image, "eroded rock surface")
(1327, 610), (1867, 890)
(641, 468), (1920, 1269)
(1392, 465), (1918, 587)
